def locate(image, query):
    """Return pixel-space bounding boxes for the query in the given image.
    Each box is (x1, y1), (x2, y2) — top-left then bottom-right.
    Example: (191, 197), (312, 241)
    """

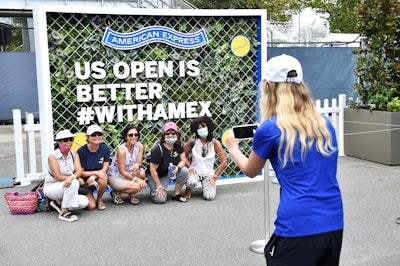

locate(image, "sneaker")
(50, 200), (62, 214)
(395, 217), (400, 225)
(58, 210), (78, 222)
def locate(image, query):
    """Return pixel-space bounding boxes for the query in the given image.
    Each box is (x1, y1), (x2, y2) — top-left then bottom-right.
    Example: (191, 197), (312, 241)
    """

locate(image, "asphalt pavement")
(1, 125), (400, 265)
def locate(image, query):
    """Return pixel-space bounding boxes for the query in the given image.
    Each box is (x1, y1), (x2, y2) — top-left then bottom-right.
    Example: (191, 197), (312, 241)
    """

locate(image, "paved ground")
(1, 125), (400, 265)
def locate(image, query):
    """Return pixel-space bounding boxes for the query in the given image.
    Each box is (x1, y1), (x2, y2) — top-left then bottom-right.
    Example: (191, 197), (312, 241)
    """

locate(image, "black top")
(149, 142), (183, 177)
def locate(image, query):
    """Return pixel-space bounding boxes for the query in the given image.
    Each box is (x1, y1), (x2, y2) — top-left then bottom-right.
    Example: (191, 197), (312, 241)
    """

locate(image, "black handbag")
(78, 183), (90, 195)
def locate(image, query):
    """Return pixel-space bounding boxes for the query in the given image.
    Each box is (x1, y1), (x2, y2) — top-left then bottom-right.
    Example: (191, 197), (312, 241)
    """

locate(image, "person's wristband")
(130, 176), (138, 184)
(156, 184), (163, 191)
(188, 166), (194, 171)
(213, 174), (218, 179)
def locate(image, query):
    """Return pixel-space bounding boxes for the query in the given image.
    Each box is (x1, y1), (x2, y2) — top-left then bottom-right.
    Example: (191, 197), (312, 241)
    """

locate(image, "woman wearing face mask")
(43, 129), (89, 222)
(147, 122), (189, 203)
(184, 116), (227, 200)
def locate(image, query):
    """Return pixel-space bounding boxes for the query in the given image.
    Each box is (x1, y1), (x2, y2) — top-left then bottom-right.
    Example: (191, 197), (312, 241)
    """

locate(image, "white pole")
(249, 161), (270, 253)
(12, 109), (31, 185)
(26, 113), (37, 174)
(338, 94), (346, 156)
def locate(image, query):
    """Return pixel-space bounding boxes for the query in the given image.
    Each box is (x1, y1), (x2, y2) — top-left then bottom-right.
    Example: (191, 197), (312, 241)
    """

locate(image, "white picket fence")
(12, 94), (347, 183)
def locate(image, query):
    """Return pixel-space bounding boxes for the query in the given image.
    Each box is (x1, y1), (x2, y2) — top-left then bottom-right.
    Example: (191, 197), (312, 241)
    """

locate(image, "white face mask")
(165, 137), (178, 145)
(197, 128), (208, 138)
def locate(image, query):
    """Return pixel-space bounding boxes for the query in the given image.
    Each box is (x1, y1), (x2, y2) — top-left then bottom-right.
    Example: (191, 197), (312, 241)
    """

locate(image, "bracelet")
(188, 166), (194, 171)
(213, 174), (218, 179)
(156, 184), (163, 191)
(130, 176), (138, 184)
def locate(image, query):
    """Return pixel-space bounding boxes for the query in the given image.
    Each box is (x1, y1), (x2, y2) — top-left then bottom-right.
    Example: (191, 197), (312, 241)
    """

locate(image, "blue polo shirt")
(77, 143), (111, 171)
(253, 115), (344, 237)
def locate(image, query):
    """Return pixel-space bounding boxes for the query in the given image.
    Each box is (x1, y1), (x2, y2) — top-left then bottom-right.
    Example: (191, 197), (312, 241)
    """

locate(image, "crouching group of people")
(43, 117), (227, 222)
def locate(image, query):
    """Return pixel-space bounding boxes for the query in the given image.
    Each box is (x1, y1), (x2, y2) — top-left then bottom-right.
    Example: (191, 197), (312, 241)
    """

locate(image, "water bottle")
(168, 163), (177, 180)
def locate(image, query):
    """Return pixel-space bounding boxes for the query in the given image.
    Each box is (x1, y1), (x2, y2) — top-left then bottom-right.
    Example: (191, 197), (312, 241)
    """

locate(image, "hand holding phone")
(232, 124), (257, 139)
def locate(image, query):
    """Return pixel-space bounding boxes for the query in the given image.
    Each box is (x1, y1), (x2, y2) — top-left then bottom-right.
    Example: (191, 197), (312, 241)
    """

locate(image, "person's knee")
(150, 192), (167, 204)
(71, 179), (80, 189)
(86, 201), (96, 210)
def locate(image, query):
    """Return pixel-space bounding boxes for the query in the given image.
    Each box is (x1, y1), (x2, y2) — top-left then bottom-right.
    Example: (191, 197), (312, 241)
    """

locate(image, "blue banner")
(102, 26), (208, 50)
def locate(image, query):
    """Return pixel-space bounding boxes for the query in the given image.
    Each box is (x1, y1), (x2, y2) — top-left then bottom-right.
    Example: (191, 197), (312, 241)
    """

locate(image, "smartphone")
(232, 124), (257, 139)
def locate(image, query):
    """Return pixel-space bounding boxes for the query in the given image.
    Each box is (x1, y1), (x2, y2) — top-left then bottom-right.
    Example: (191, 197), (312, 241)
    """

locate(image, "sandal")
(58, 210), (78, 222)
(172, 193), (187, 202)
(111, 191), (124, 205)
(97, 200), (106, 210)
(50, 200), (62, 214)
(129, 194), (140, 205)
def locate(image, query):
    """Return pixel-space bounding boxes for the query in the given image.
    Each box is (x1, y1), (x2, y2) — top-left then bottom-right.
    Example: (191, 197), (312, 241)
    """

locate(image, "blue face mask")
(165, 137), (177, 145)
(197, 128), (208, 138)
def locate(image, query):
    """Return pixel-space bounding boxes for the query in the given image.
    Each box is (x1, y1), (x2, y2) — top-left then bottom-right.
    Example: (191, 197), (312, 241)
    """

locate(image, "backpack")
(31, 175), (52, 212)
(145, 139), (196, 163)
(145, 140), (163, 163)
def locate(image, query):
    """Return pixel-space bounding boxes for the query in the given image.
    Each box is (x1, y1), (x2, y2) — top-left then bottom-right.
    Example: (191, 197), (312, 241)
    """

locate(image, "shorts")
(265, 230), (343, 266)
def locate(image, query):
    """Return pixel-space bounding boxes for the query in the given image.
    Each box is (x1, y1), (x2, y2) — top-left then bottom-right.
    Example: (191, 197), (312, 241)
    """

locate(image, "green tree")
(306, 0), (359, 33)
(188, 0), (305, 22)
(352, 0), (400, 111)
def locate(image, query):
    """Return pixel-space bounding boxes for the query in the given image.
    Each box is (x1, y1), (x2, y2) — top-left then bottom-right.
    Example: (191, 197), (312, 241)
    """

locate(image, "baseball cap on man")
(86, 124), (103, 136)
(55, 129), (75, 140)
(163, 122), (178, 132)
(264, 54), (303, 84)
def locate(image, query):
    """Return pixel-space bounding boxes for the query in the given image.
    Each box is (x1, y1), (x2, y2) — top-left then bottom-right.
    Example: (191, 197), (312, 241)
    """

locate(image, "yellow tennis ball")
(231, 35), (251, 57)
(221, 128), (233, 148)
(71, 132), (87, 151)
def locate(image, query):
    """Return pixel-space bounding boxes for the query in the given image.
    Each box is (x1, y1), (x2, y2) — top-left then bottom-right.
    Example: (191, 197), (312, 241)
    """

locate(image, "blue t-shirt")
(253, 115), (344, 237)
(77, 143), (111, 171)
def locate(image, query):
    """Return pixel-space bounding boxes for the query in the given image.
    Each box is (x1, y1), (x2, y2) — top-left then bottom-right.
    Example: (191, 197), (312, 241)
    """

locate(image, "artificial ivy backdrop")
(47, 12), (262, 177)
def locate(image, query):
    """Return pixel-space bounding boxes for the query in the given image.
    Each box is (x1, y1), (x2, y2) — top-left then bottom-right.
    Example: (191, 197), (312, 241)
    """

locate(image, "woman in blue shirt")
(225, 54), (344, 266)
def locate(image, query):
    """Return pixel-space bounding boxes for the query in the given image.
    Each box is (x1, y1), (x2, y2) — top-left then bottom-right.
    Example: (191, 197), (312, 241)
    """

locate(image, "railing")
(12, 109), (44, 185)
(11, 94), (346, 182)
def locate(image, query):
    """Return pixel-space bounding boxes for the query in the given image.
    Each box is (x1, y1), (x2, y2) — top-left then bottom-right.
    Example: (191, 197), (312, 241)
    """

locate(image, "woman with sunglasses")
(183, 116), (227, 200)
(147, 121), (189, 203)
(108, 125), (147, 205)
(43, 129), (89, 222)
(77, 124), (111, 210)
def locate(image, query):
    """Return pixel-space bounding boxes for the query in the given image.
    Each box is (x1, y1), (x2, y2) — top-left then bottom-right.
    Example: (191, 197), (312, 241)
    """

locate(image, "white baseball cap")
(86, 124), (103, 136)
(264, 54), (303, 84)
(55, 129), (75, 140)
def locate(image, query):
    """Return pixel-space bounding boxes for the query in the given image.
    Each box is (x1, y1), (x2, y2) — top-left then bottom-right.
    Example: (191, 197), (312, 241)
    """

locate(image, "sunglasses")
(61, 137), (74, 143)
(202, 145), (208, 157)
(165, 132), (176, 136)
(90, 132), (103, 137)
(128, 133), (139, 138)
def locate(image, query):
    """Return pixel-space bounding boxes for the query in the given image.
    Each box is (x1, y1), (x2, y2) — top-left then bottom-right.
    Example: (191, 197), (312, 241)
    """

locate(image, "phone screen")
(232, 124), (257, 139)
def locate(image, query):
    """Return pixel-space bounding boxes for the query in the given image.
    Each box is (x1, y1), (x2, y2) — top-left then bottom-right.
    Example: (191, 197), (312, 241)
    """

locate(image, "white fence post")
(315, 94), (346, 156)
(338, 94), (346, 156)
(25, 113), (37, 174)
(12, 109), (31, 185)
